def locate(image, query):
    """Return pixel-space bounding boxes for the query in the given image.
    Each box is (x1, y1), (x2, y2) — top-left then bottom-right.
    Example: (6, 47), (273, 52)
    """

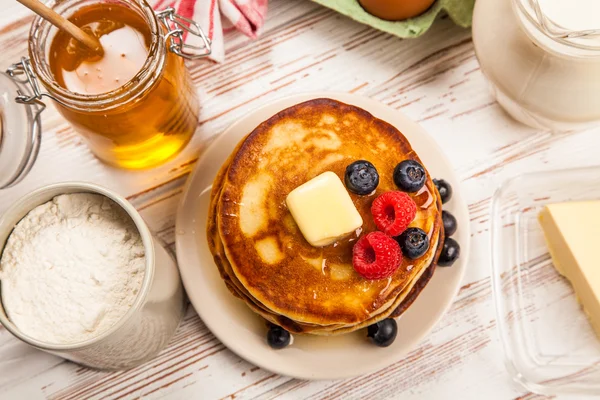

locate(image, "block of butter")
(286, 171), (363, 247)
(539, 201), (600, 337)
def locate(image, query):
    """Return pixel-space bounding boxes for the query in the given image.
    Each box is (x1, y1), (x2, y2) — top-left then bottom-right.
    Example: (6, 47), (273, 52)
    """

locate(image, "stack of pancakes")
(208, 99), (443, 335)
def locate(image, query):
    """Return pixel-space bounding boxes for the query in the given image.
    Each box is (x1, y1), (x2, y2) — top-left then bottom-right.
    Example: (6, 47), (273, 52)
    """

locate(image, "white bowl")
(0, 182), (185, 370)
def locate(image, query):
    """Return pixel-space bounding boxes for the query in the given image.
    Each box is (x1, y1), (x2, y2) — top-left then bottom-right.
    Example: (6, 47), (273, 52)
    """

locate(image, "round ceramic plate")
(175, 92), (470, 380)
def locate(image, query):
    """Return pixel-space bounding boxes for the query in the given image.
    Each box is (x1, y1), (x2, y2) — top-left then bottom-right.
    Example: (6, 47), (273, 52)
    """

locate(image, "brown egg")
(358, 0), (437, 21)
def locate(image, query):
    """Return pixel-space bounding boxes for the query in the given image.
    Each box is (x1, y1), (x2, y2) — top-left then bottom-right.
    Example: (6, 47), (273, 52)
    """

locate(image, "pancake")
(209, 173), (443, 334)
(208, 150), (442, 334)
(208, 98), (443, 334)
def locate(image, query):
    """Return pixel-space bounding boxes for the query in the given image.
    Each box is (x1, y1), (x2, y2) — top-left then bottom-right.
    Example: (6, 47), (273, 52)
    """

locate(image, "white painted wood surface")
(0, 0), (593, 398)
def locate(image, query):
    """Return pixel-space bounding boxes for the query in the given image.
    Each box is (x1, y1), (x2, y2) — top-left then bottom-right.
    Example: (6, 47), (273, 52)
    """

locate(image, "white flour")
(0, 193), (145, 344)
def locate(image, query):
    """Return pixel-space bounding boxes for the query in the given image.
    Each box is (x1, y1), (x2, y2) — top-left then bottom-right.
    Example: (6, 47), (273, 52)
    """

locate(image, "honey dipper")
(16, 0), (103, 54)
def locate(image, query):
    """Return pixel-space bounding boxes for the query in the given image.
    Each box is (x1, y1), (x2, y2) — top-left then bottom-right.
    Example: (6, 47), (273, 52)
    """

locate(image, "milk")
(539, 0), (600, 32)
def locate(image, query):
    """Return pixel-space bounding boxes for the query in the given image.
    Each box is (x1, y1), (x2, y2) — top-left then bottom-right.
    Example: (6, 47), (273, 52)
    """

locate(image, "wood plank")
(1, 0), (597, 398)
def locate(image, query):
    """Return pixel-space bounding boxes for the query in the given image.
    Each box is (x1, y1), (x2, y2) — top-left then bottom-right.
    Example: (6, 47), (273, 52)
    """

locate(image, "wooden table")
(0, 0), (593, 398)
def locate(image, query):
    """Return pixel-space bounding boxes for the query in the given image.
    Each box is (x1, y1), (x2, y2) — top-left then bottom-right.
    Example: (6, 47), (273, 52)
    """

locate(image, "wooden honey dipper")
(16, 0), (103, 54)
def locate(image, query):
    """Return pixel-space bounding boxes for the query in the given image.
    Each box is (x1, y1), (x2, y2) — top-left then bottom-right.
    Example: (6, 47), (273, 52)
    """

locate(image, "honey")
(49, 5), (150, 95)
(39, 2), (199, 169)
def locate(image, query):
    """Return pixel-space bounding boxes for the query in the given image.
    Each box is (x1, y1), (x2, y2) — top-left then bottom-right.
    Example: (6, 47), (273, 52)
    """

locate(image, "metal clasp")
(6, 58), (48, 108)
(156, 8), (212, 60)
(7, 58), (70, 109)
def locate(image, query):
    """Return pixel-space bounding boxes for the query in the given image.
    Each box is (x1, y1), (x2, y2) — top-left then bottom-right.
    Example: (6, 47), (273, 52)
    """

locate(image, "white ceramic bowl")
(0, 182), (185, 370)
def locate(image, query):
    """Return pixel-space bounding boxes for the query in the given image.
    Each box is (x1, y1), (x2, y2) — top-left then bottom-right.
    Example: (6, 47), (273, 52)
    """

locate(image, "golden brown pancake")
(208, 98), (443, 334)
(208, 152), (442, 334)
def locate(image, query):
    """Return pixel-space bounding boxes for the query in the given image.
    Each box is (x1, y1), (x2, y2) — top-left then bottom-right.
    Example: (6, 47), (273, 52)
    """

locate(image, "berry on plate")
(433, 179), (453, 204)
(353, 231), (402, 280)
(438, 237), (460, 267)
(345, 160), (379, 195)
(367, 318), (397, 347)
(371, 191), (417, 236)
(397, 227), (430, 259)
(267, 325), (291, 349)
(442, 210), (457, 237)
(393, 160), (426, 192)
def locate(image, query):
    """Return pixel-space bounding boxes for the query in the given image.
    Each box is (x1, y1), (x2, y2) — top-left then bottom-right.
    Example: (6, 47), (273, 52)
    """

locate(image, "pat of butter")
(286, 171), (363, 247)
(539, 201), (600, 337)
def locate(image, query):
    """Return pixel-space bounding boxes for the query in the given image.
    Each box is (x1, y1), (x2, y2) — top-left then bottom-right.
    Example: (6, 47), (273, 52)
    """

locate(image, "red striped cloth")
(150, 0), (268, 62)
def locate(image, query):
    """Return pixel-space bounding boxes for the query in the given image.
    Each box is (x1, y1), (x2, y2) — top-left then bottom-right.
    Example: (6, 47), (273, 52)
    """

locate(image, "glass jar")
(473, 0), (600, 131)
(10, 0), (210, 169)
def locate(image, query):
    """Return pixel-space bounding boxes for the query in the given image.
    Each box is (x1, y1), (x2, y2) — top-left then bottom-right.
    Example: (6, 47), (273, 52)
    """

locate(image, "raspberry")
(352, 232), (402, 280)
(371, 191), (417, 237)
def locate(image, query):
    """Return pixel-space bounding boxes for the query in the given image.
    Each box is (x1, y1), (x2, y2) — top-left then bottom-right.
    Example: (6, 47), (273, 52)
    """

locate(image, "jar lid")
(0, 72), (42, 189)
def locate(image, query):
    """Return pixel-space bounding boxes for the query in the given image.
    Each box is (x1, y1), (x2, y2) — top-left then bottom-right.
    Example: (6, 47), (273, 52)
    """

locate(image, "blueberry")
(438, 238), (460, 267)
(267, 325), (291, 349)
(367, 318), (397, 347)
(345, 160), (379, 195)
(433, 179), (453, 204)
(442, 210), (457, 237)
(397, 227), (430, 259)
(393, 160), (426, 193)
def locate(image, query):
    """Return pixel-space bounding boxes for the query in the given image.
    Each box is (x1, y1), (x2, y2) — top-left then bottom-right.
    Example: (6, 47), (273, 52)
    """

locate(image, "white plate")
(175, 92), (470, 380)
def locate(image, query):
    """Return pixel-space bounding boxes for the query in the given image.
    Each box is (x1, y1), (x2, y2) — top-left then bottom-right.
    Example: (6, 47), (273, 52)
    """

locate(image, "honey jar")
(9, 0), (210, 169)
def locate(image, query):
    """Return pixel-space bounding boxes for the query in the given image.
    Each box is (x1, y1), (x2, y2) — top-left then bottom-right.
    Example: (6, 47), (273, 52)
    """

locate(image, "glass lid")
(0, 71), (42, 189)
(491, 167), (600, 396)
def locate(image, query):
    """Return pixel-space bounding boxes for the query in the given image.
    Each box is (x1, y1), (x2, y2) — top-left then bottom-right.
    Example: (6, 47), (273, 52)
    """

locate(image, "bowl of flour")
(0, 182), (185, 370)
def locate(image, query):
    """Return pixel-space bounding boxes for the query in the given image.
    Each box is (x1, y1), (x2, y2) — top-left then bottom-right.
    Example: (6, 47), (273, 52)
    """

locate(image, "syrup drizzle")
(315, 182), (437, 275)
(379, 276), (393, 297)
(417, 185), (434, 209)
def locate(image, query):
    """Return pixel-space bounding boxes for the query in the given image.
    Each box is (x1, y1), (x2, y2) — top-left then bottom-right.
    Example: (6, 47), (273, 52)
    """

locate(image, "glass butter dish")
(491, 167), (600, 396)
